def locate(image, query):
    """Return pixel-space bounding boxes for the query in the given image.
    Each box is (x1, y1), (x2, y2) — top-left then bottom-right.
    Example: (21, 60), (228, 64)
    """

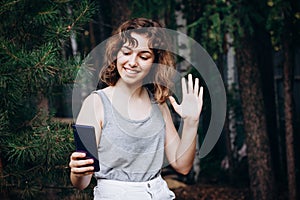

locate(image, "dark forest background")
(0, 0), (299, 199)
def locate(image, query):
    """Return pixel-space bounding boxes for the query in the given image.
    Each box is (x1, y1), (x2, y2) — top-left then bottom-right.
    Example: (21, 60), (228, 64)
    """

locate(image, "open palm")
(169, 74), (203, 121)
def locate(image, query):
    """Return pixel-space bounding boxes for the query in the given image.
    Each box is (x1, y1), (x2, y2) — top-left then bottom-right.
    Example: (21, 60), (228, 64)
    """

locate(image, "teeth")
(125, 68), (138, 74)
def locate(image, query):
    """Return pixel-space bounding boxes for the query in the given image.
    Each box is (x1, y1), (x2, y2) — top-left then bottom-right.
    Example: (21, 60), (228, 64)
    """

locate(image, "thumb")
(168, 96), (179, 111)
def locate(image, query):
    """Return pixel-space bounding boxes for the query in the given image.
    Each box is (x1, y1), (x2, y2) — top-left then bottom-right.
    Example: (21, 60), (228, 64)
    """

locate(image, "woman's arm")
(163, 74), (203, 175)
(69, 93), (103, 190)
(69, 152), (94, 190)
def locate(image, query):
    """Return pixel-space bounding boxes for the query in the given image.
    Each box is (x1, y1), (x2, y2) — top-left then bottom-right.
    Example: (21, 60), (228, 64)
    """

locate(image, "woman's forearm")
(174, 118), (199, 174)
(70, 172), (93, 190)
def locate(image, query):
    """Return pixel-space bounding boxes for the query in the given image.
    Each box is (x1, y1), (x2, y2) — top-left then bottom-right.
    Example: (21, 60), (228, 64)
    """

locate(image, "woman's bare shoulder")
(100, 87), (113, 99)
(76, 91), (104, 126)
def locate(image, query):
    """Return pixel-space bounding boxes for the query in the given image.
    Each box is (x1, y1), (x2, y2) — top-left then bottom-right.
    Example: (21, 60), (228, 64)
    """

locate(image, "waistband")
(96, 175), (163, 190)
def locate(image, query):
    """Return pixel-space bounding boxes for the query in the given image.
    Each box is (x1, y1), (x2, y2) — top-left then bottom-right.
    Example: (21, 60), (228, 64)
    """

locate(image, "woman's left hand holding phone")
(69, 152), (95, 176)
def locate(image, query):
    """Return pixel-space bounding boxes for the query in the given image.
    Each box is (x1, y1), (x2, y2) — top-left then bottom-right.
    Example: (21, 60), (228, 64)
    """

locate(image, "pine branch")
(1, 42), (28, 68)
(0, 0), (95, 198)
(35, 9), (59, 25)
(1, 43), (59, 79)
(69, 0), (97, 30)
(0, 0), (22, 15)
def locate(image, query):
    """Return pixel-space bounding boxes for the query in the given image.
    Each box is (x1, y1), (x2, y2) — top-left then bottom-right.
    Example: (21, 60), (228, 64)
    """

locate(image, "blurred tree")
(267, 0), (300, 199)
(184, 0), (241, 185)
(183, 0), (249, 185)
(235, 34), (276, 200)
(183, 0), (279, 199)
(0, 0), (96, 198)
(233, 1), (277, 199)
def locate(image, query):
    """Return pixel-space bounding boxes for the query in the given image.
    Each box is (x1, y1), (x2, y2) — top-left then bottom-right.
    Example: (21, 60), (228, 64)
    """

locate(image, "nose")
(128, 54), (138, 67)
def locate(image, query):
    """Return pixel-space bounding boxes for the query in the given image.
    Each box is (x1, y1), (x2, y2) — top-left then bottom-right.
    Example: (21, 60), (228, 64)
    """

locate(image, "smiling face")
(100, 18), (175, 103)
(116, 32), (154, 87)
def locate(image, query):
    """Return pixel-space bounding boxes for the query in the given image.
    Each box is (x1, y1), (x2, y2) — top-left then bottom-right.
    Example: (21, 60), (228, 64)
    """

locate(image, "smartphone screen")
(72, 124), (100, 172)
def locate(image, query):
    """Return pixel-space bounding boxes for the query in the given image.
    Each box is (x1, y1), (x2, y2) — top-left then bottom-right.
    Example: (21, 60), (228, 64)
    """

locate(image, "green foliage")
(184, 0), (275, 57)
(186, 0), (236, 55)
(0, 0), (96, 198)
(184, 0), (226, 54)
(129, 0), (177, 28)
(130, 0), (165, 19)
(266, 0), (300, 50)
(0, 0), (96, 127)
(0, 118), (75, 199)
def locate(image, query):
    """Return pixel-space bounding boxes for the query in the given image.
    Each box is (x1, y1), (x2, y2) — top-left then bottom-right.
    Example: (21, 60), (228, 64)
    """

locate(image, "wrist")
(183, 117), (199, 126)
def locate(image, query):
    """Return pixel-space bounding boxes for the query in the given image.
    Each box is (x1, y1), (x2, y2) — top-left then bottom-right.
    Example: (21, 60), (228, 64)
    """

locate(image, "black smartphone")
(72, 124), (100, 172)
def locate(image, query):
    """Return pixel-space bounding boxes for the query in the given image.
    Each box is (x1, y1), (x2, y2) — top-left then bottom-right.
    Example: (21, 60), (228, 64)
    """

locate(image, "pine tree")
(0, 0), (96, 198)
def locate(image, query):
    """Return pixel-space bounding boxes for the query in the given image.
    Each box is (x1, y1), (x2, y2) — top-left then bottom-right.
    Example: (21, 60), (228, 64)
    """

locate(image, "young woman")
(69, 18), (203, 200)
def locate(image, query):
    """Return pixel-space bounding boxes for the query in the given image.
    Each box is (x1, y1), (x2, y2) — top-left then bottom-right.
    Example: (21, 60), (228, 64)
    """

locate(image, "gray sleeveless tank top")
(93, 90), (166, 182)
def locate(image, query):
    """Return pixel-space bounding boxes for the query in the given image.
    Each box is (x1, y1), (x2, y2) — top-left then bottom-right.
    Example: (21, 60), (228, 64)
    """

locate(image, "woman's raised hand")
(169, 74), (203, 122)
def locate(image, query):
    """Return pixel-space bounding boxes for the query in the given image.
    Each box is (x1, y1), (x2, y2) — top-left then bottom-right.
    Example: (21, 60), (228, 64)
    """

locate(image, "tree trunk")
(89, 21), (96, 49)
(0, 157), (8, 199)
(236, 38), (276, 200)
(36, 92), (49, 126)
(283, 39), (297, 200)
(224, 33), (237, 182)
(256, 29), (281, 184)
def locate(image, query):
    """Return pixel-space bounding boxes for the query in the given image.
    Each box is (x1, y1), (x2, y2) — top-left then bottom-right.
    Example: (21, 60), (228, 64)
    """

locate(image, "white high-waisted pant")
(94, 175), (175, 200)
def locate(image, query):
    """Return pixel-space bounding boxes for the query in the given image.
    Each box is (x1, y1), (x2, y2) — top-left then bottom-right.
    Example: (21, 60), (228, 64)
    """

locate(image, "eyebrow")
(121, 46), (153, 54)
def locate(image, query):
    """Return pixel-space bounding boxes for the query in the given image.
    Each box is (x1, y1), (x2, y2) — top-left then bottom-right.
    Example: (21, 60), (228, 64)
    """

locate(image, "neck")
(107, 81), (151, 121)
(114, 80), (145, 100)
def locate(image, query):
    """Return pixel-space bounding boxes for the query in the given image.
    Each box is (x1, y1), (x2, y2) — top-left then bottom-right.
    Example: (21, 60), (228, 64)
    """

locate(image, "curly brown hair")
(99, 18), (175, 103)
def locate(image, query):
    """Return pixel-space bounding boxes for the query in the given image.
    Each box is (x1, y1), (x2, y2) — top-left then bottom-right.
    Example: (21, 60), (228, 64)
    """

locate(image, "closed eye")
(140, 56), (150, 60)
(139, 52), (153, 61)
(120, 46), (132, 56)
(121, 50), (131, 56)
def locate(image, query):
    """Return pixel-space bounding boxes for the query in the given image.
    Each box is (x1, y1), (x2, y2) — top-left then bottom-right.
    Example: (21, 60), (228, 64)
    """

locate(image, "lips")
(123, 67), (139, 74)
